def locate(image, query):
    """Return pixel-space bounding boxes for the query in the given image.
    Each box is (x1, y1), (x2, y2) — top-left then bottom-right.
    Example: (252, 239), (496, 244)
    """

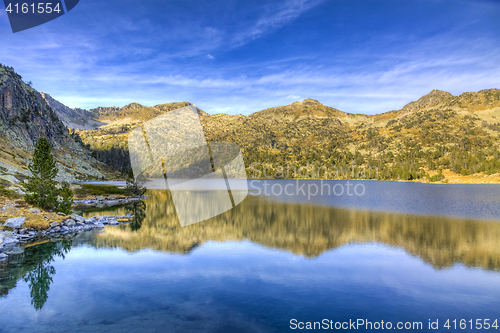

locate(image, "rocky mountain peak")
(451, 88), (500, 110)
(122, 103), (145, 110)
(401, 89), (454, 113)
(298, 98), (322, 106)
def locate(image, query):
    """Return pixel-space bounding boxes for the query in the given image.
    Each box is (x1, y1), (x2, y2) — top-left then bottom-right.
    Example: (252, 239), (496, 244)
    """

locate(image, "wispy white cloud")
(230, 0), (326, 48)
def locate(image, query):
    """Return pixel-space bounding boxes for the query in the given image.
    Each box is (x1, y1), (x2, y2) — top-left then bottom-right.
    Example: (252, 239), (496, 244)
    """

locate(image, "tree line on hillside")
(72, 106), (500, 181)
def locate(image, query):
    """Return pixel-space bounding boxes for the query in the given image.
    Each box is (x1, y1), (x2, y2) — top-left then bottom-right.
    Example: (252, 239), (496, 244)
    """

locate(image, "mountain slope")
(41, 93), (104, 129)
(0, 64), (120, 184)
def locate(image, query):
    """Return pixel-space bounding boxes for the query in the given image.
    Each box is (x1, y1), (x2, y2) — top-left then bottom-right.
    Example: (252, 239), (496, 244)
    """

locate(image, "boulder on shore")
(4, 217), (26, 229)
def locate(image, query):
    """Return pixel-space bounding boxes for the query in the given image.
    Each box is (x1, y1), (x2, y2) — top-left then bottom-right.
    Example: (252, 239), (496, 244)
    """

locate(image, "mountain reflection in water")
(2, 183), (500, 315)
(76, 189), (500, 271)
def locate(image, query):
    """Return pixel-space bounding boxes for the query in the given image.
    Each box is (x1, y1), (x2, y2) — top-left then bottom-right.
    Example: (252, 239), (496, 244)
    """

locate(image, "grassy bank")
(73, 184), (127, 199)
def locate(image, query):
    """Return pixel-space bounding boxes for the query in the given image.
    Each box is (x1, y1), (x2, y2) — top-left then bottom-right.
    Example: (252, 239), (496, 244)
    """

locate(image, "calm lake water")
(1, 180), (500, 332)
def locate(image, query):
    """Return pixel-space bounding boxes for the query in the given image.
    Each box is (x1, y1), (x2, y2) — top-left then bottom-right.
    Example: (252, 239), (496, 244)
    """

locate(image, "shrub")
(428, 170), (446, 182)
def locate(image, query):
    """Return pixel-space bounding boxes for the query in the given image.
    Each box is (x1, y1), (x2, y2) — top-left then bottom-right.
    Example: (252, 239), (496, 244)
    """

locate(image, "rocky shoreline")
(0, 213), (133, 261)
(73, 195), (145, 207)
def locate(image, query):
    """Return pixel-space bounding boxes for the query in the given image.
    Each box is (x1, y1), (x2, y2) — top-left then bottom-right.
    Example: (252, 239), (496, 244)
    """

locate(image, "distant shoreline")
(93, 177), (500, 186)
(246, 178), (500, 185)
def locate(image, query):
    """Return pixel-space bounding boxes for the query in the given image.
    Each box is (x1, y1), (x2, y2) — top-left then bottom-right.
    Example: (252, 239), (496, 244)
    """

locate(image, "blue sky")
(0, 0), (499, 115)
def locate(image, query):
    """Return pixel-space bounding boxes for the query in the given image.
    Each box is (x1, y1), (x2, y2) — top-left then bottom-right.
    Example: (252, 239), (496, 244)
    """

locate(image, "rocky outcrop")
(0, 65), (68, 151)
(251, 98), (347, 121)
(400, 89), (454, 114)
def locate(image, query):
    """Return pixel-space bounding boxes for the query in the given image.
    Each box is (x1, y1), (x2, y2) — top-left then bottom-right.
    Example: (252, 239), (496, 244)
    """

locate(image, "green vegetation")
(427, 170), (446, 183)
(73, 184), (125, 197)
(21, 137), (73, 214)
(78, 127), (131, 173)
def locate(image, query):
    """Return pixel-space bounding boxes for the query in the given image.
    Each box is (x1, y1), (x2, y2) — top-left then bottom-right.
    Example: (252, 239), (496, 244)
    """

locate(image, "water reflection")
(0, 240), (72, 310)
(125, 201), (146, 232)
(4, 185), (500, 312)
(77, 190), (500, 271)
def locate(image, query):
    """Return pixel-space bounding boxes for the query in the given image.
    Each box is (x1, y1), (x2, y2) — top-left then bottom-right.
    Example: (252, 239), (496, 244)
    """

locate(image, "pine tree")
(22, 137), (73, 213)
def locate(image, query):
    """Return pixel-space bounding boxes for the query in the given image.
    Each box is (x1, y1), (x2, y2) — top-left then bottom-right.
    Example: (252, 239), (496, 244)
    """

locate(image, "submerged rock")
(4, 217), (26, 229)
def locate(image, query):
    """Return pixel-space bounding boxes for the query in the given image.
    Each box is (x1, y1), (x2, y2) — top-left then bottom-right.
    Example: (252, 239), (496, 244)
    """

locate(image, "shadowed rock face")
(78, 190), (500, 272)
(0, 66), (68, 150)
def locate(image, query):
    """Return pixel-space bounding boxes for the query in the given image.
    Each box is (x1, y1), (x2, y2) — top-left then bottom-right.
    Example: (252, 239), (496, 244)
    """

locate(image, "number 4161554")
(6, 3), (62, 14)
(444, 319), (499, 330)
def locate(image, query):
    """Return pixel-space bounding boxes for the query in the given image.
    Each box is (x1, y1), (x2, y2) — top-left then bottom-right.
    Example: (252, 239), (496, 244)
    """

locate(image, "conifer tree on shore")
(22, 137), (73, 214)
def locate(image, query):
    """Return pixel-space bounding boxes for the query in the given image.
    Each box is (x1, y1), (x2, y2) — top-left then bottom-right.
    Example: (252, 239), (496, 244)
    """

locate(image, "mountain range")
(1, 63), (499, 185)
(71, 88), (500, 183)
